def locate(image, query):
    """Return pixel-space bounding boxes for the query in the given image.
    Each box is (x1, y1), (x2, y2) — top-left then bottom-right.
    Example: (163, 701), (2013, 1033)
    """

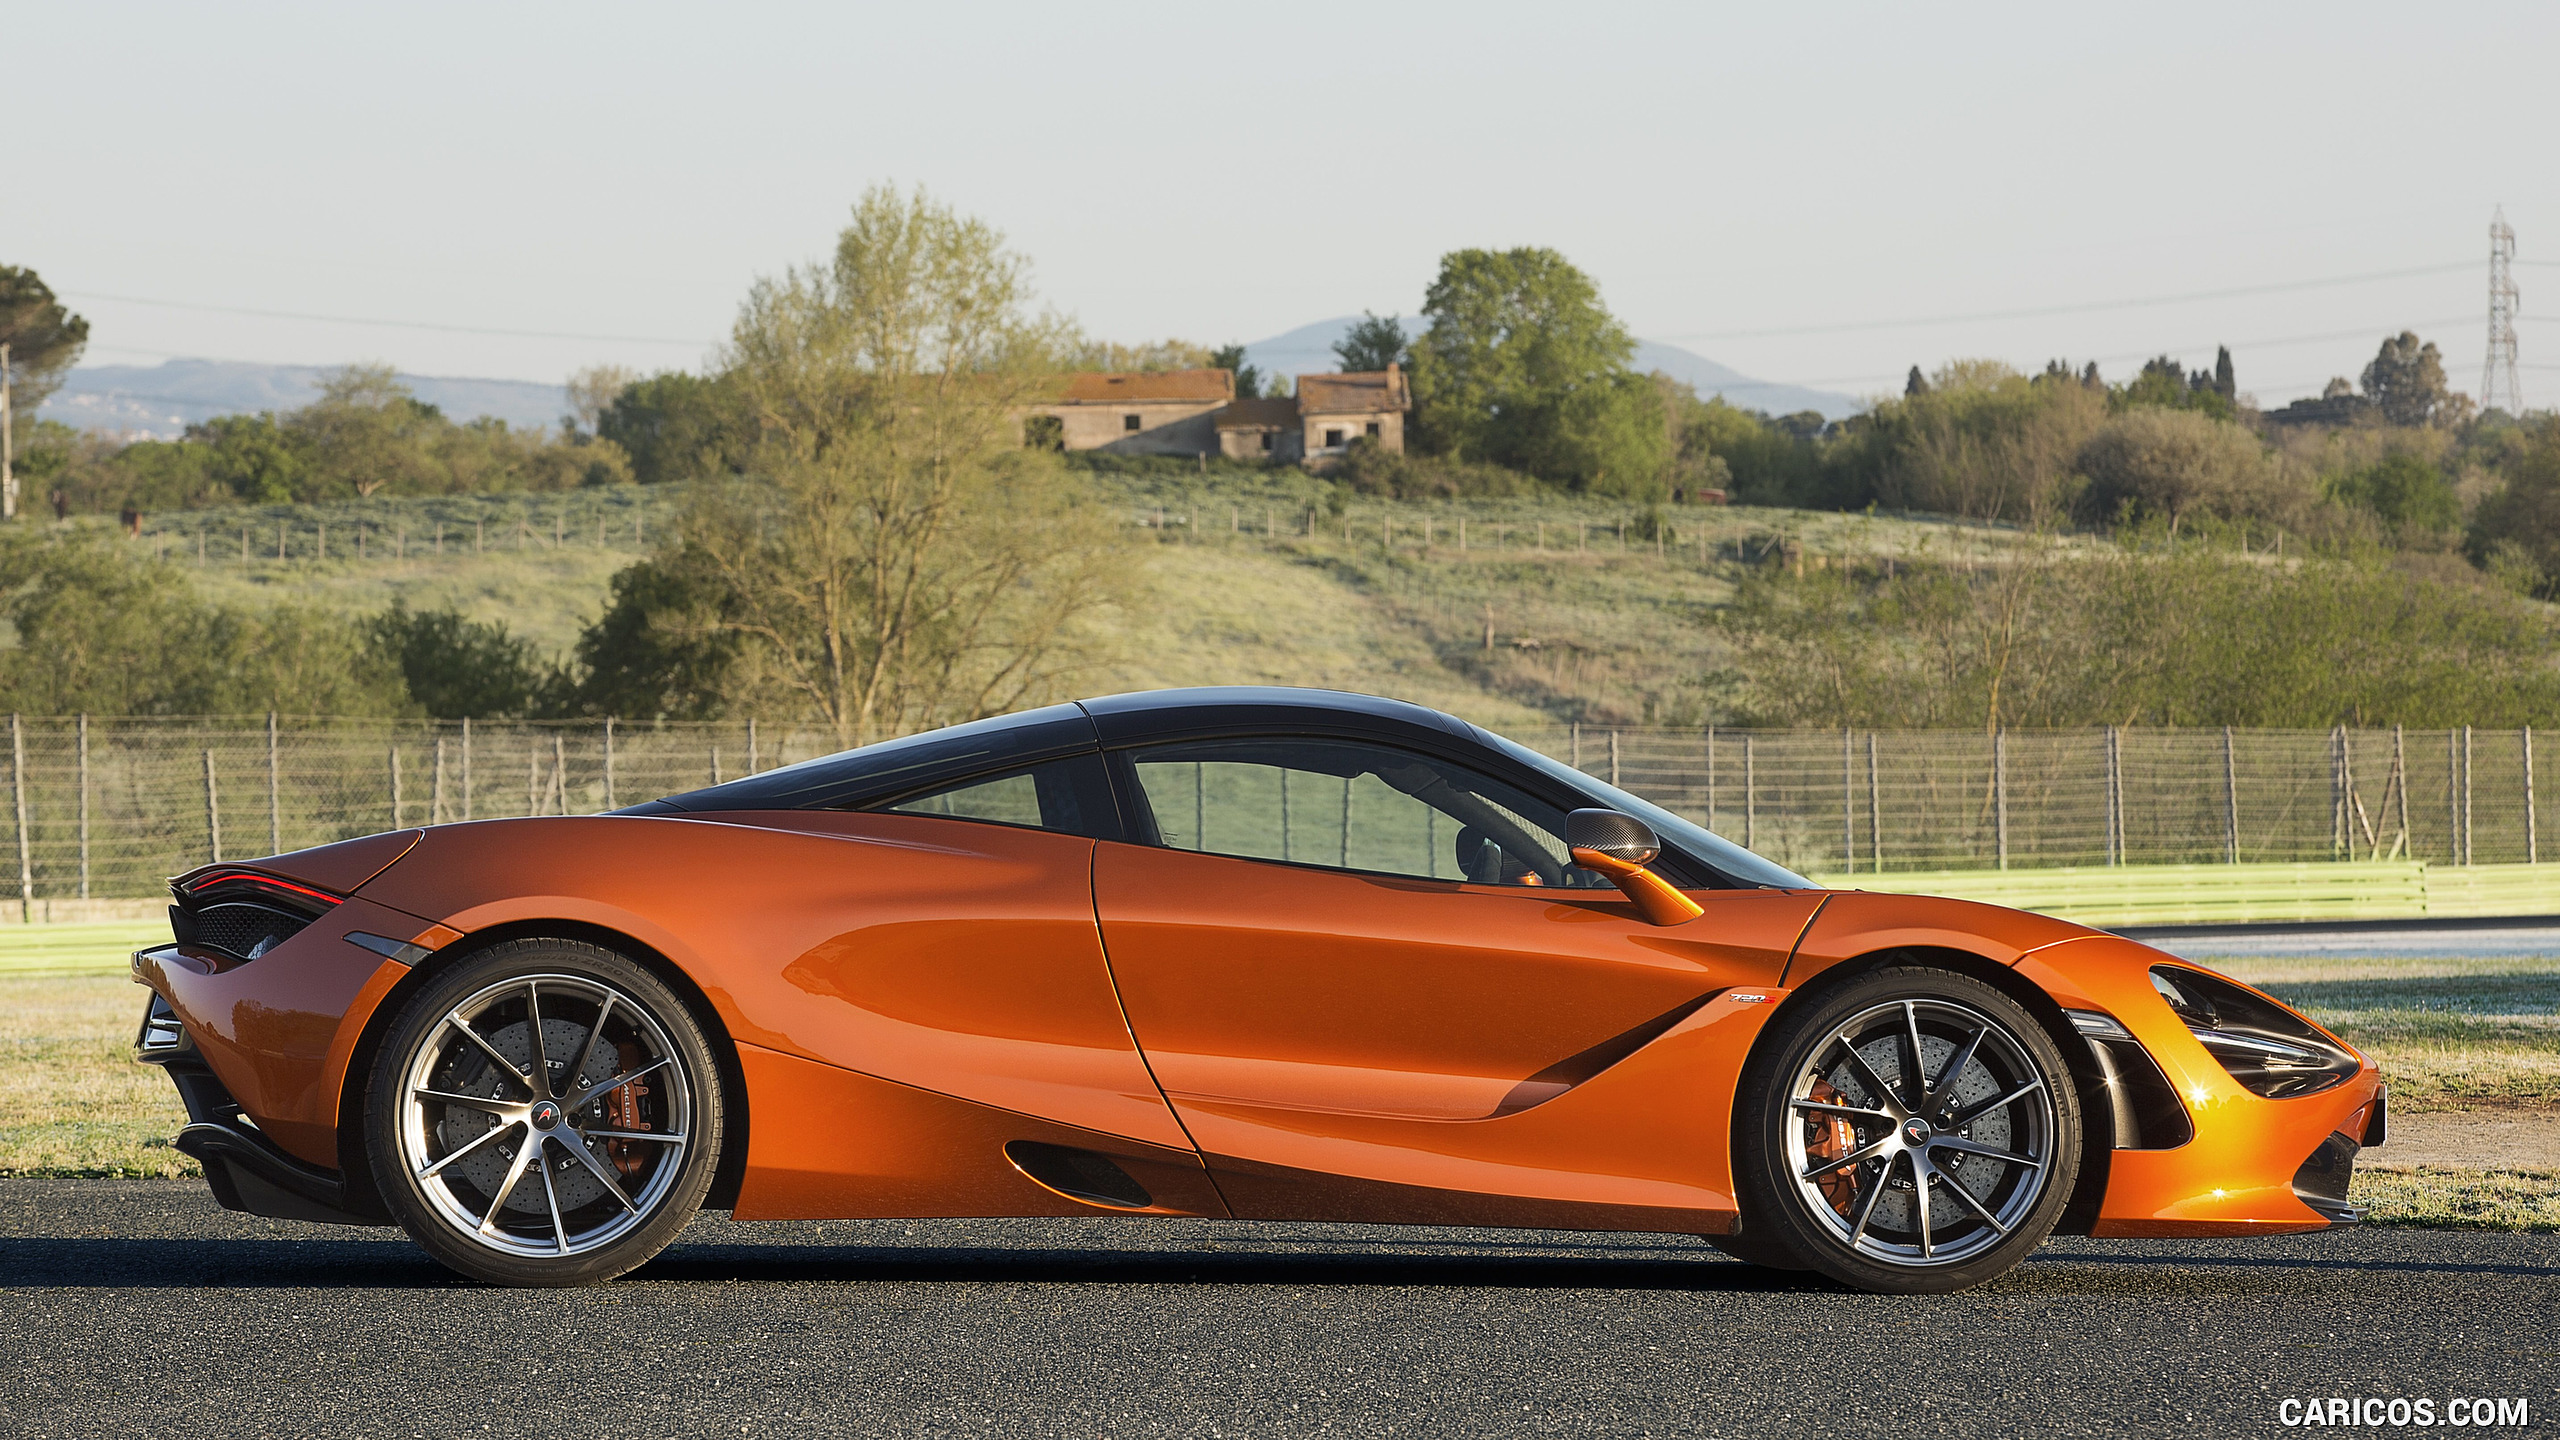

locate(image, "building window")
(1259, 432), (1274, 453)
(1124, 413), (1143, 432)
(1365, 422), (1381, 438)
(1324, 428), (1345, 448)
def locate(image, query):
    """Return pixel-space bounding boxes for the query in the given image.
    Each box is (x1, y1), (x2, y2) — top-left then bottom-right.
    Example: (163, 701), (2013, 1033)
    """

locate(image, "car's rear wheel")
(364, 938), (723, 1286)
(1732, 965), (2081, 1294)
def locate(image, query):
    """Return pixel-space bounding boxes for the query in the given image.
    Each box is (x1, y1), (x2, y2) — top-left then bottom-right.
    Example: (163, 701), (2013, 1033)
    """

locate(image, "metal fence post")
(1704, 727), (1716, 832)
(461, 717), (472, 822)
(2104, 725), (2122, 866)
(203, 749), (221, 865)
(1842, 728), (1854, 872)
(432, 738), (447, 825)
(2463, 725), (2475, 865)
(1993, 728), (2009, 871)
(2447, 731), (2460, 865)
(604, 718), (617, 810)
(389, 747), (403, 829)
(267, 711), (281, 856)
(1867, 732), (1882, 873)
(1743, 734), (1756, 852)
(2527, 726), (2538, 865)
(749, 718), (760, 774)
(77, 714), (90, 901)
(552, 734), (568, 815)
(11, 715), (30, 922)
(2223, 726), (2240, 864)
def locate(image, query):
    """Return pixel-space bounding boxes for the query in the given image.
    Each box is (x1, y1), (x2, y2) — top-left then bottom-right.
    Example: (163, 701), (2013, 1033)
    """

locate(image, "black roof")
(623, 688), (1476, 816)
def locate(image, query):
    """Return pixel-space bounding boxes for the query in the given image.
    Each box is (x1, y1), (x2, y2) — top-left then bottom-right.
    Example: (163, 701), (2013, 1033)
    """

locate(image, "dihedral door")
(1088, 737), (1819, 1220)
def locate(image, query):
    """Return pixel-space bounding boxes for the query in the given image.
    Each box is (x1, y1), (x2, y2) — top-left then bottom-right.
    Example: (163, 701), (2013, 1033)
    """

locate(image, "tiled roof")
(1213, 397), (1300, 429)
(1297, 364), (1409, 415)
(1055, 369), (1235, 404)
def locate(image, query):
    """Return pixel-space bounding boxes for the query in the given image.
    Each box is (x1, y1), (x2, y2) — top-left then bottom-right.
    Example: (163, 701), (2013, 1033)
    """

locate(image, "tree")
(364, 603), (558, 718)
(2329, 452), (2458, 533)
(1829, 363), (2108, 524)
(2075, 407), (2295, 536)
(1209, 343), (1263, 399)
(2362, 331), (2458, 427)
(1905, 365), (1929, 397)
(289, 364), (446, 497)
(565, 364), (641, 437)
(659, 184), (1135, 745)
(2466, 416), (2560, 596)
(598, 370), (755, 486)
(1334, 312), (1409, 373)
(1405, 247), (1665, 493)
(2213, 345), (2236, 400)
(0, 267), (89, 414)
(189, 413), (305, 503)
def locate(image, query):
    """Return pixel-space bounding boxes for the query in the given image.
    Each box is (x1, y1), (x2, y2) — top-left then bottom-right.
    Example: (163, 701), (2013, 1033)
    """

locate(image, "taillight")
(170, 870), (344, 962)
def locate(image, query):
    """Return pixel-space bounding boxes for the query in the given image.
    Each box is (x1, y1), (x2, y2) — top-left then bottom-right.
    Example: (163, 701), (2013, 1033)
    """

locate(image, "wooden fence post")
(1743, 734), (1756, 852)
(1841, 728), (1854, 872)
(432, 738), (447, 824)
(1867, 731), (1882, 873)
(2527, 726), (2538, 865)
(1609, 729), (1620, 787)
(267, 711), (281, 855)
(389, 746), (403, 829)
(461, 717), (473, 821)
(603, 718), (616, 810)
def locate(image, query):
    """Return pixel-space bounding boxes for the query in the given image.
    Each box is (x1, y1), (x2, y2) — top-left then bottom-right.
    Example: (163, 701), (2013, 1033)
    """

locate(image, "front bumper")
(2020, 937), (2386, 1237)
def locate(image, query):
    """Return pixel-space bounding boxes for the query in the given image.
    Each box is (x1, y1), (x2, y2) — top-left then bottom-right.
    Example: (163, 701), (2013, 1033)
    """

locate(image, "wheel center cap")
(1902, 1117), (1932, 1145)
(531, 1101), (562, 1128)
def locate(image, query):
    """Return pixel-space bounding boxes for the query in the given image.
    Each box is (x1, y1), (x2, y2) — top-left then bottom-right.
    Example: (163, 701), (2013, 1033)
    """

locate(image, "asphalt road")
(1, 1181), (2550, 1438)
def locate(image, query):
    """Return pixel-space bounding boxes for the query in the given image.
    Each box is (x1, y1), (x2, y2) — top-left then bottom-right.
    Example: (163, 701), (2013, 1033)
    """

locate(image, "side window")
(878, 753), (1120, 840)
(1125, 738), (1606, 888)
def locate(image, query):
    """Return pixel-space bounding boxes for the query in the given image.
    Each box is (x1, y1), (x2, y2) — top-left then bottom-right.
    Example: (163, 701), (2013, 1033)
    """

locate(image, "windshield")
(1477, 728), (1814, 890)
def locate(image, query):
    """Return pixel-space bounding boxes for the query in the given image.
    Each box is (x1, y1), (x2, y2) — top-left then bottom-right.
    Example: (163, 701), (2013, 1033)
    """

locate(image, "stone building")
(1025, 363), (1411, 467)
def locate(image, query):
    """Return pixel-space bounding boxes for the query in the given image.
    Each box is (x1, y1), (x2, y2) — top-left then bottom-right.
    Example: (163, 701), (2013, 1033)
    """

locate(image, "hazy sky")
(17, 2), (2557, 407)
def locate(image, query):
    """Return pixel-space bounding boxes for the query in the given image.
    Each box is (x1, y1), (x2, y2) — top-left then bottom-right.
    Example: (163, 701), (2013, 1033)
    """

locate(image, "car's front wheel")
(1732, 965), (2081, 1293)
(364, 938), (724, 1286)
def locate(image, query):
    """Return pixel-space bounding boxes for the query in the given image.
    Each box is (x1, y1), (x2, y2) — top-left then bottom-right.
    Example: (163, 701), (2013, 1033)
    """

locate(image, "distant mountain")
(1238, 316), (1863, 420)
(41, 359), (568, 439)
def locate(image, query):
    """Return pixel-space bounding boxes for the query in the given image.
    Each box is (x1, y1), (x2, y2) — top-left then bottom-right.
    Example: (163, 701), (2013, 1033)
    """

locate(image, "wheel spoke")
(537, 1141), (570, 1253)
(1901, 1002), (1930, 1112)
(478, 1133), (539, 1233)
(1846, 1154), (1891, 1246)
(1799, 1132), (1895, 1182)
(1947, 1078), (2045, 1131)
(559, 1133), (639, 1214)
(417, 1117), (520, 1180)
(1933, 1162), (2015, 1236)
(1930, 1135), (2044, 1170)
(567, 1055), (672, 1111)
(578, 1128), (683, 1143)
(1923, 1025), (1988, 1116)
(411, 1087), (523, 1117)
(524, 981), (554, 1099)
(1910, 1150), (1934, 1259)
(578, 992), (618, 1079)
(1833, 1038), (1909, 1120)
(443, 1012), (535, 1096)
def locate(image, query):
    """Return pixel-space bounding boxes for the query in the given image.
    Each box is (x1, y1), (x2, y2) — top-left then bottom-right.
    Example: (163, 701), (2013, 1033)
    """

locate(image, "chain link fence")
(1, 717), (2546, 903)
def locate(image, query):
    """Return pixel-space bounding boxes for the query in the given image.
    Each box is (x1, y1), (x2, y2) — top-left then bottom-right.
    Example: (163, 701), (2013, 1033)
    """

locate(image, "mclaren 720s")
(132, 687), (2383, 1293)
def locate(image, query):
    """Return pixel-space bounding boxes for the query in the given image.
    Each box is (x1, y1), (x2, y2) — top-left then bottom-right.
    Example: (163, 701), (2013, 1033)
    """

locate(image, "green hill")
(113, 474), (2069, 727)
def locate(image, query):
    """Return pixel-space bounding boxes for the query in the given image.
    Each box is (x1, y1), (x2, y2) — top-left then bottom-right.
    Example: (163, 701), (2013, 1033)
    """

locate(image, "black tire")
(1733, 965), (2081, 1294)
(364, 938), (724, 1286)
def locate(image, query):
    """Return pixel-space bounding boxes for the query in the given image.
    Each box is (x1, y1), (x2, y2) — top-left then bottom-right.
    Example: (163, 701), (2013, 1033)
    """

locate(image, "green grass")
(0, 973), (194, 1178)
(0, 922), (169, 978)
(2352, 1167), (2560, 1230)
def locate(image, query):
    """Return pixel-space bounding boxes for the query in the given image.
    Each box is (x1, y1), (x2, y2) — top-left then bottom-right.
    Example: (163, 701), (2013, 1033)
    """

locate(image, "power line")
(60, 290), (714, 347)
(1656, 262), (2475, 342)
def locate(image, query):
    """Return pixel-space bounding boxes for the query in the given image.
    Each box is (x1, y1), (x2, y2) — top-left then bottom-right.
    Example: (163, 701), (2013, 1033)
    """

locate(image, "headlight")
(2149, 967), (2359, 1099)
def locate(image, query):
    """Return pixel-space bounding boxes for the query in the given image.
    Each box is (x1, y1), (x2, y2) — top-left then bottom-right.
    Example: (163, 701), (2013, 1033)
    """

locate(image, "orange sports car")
(131, 687), (2383, 1293)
